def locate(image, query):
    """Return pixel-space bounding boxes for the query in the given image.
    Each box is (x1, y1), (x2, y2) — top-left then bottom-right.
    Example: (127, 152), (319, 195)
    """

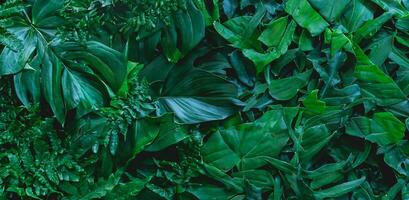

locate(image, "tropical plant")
(1, 0), (409, 199)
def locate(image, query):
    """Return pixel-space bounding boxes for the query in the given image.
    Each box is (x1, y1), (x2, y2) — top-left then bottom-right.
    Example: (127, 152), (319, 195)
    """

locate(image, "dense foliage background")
(1, 0), (409, 199)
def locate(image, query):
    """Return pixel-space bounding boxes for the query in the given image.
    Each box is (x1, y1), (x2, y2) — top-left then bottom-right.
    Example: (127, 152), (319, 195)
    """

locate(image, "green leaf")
(313, 177), (366, 199)
(367, 32), (394, 67)
(32, 0), (63, 25)
(258, 16), (288, 47)
(306, 158), (352, 189)
(213, 16), (261, 50)
(232, 170), (275, 189)
(299, 30), (314, 51)
(62, 68), (109, 115)
(329, 30), (350, 56)
(309, 0), (351, 22)
(59, 41), (127, 92)
(300, 124), (332, 162)
(346, 112), (405, 146)
(69, 171), (122, 200)
(0, 29), (36, 75)
(352, 44), (406, 106)
(354, 12), (394, 42)
(145, 114), (188, 151)
(389, 46), (409, 70)
(243, 20), (296, 73)
(384, 142), (409, 176)
(396, 15), (409, 31)
(263, 157), (297, 174)
(42, 50), (65, 123)
(269, 69), (312, 101)
(303, 90), (326, 115)
(285, 0), (329, 36)
(105, 177), (151, 200)
(14, 68), (40, 107)
(202, 107), (298, 171)
(322, 84), (361, 105)
(116, 118), (160, 164)
(148, 51), (239, 124)
(371, 0), (407, 16)
(314, 51), (347, 97)
(341, 0), (374, 32)
(162, 0), (204, 62)
(188, 184), (235, 200)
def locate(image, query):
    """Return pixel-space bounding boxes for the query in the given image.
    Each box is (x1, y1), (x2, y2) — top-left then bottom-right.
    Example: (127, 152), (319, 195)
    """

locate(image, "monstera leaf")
(0, 0), (127, 123)
(44, 41), (126, 122)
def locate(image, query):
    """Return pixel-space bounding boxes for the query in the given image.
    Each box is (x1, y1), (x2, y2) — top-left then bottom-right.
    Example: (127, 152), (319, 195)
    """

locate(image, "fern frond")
(0, 0), (25, 50)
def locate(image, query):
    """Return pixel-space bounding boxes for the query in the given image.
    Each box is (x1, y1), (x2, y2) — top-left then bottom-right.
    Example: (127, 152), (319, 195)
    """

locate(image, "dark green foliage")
(0, 0), (26, 50)
(1, 0), (409, 199)
(0, 79), (88, 199)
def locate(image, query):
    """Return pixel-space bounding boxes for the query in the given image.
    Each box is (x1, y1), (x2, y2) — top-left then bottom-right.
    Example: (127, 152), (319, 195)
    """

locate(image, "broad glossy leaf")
(42, 41), (126, 123)
(341, 0), (374, 32)
(201, 129), (241, 171)
(313, 177), (366, 199)
(368, 32), (394, 67)
(145, 114), (188, 151)
(0, 29), (36, 75)
(269, 69), (312, 101)
(384, 141), (409, 176)
(285, 0), (329, 36)
(309, 0), (351, 22)
(14, 68), (40, 107)
(371, 0), (407, 16)
(214, 16), (261, 50)
(263, 157), (297, 174)
(258, 16), (288, 47)
(229, 51), (255, 87)
(397, 67), (409, 96)
(32, 0), (64, 26)
(354, 12), (394, 42)
(329, 30), (350, 56)
(105, 177), (151, 200)
(322, 84), (361, 105)
(389, 46), (409, 70)
(58, 41), (127, 92)
(161, 0), (204, 62)
(42, 50), (65, 122)
(346, 112), (405, 146)
(148, 51), (239, 124)
(62, 68), (108, 113)
(1, 3), (126, 123)
(396, 15), (409, 31)
(116, 118), (160, 164)
(299, 30), (314, 51)
(202, 108), (298, 171)
(306, 158), (353, 189)
(243, 20), (296, 72)
(300, 124), (332, 162)
(188, 184), (235, 200)
(232, 170), (275, 189)
(303, 90), (326, 115)
(139, 55), (173, 84)
(352, 44), (406, 106)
